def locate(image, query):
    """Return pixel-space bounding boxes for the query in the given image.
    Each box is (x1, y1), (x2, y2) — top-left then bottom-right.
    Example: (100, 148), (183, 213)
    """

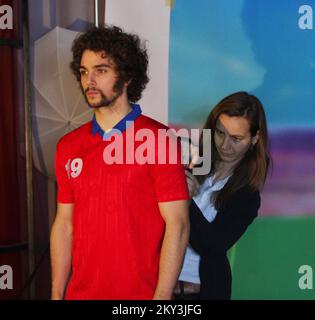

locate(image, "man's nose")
(87, 71), (96, 86)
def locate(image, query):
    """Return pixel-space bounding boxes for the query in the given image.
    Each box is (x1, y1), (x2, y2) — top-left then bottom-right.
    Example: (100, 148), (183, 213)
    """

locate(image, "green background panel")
(229, 216), (315, 300)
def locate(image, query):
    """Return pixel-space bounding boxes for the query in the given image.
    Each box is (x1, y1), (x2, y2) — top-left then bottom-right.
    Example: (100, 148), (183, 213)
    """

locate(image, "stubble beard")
(82, 79), (125, 109)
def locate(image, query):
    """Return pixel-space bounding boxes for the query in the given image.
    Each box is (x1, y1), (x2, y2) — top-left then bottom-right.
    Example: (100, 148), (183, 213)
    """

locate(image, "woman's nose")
(221, 136), (230, 150)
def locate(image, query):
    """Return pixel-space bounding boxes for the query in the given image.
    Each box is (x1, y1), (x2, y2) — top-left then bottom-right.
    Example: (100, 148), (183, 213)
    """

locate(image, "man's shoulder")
(57, 121), (92, 150)
(136, 114), (170, 131)
(135, 115), (180, 145)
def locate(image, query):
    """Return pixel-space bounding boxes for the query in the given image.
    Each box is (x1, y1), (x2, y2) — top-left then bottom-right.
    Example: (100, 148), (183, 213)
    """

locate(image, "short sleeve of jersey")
(150, 138), (189, 203)
(55, 140), (74, 203)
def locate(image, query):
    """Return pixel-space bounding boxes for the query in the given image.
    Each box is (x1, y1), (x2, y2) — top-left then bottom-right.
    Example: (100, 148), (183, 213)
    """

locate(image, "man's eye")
(232, 137), (241, 142)
(97, 69), (107, 74)
(79, 70), (87, 76)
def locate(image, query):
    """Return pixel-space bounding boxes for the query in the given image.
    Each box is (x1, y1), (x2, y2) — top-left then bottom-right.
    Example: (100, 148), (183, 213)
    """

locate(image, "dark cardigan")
(189, 187), (260, 300)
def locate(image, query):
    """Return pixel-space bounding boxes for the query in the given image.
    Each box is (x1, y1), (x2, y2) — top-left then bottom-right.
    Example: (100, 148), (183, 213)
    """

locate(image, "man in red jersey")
(50, 26), (190, 300)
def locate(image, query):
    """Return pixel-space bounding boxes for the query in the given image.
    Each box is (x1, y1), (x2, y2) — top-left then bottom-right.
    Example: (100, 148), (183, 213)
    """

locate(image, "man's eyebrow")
(79, 64), (111, 69)
(93, 64), (111, 68)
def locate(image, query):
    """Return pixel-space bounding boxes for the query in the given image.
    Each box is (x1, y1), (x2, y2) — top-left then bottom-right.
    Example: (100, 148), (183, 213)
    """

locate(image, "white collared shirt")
(179, 175), (230, 284)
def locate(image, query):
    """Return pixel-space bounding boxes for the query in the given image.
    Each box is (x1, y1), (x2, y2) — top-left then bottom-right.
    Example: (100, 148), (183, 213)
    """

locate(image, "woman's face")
(214, 113), (259, 165)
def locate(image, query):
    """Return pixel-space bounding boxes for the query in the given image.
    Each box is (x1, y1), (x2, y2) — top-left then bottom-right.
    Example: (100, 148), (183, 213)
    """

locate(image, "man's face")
(79, 50), (125, 108)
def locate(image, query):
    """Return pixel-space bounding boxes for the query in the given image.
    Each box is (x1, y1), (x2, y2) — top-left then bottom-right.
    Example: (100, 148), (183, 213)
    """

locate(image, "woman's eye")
(216, 129), (224, 136)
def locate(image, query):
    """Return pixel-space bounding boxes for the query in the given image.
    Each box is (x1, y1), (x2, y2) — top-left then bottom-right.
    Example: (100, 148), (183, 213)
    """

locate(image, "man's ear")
(252, 130), (260, 146)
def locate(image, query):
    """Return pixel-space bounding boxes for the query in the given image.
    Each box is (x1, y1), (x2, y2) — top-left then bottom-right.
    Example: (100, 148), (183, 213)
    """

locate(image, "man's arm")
(50, 203), (74, 300)
(153, 200), (189, 300)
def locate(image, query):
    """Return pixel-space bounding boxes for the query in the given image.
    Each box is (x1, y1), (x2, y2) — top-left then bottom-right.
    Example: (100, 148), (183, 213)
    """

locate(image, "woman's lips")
(220, 151), (233, 157)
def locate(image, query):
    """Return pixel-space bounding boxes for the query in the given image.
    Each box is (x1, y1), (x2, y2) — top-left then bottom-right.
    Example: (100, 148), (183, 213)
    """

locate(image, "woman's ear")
(252, 130), (260, 146)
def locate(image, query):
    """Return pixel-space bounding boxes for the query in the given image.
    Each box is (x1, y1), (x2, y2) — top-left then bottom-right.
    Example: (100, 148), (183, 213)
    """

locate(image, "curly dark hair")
(70, 25), (149, 102)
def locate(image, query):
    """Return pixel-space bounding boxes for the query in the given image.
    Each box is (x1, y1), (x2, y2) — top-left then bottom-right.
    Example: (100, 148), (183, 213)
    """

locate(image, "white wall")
(105, 0), (171, 125)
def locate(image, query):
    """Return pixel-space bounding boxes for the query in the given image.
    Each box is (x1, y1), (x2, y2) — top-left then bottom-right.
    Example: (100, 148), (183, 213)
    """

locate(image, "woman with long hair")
(175, 91), (271, 300)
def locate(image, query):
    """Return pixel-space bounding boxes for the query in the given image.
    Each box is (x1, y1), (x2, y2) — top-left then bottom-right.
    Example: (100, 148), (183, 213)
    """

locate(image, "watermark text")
(0, 265), (13, 290)
(101, 124), (212, 175)
(0, 5), (13, 30)
(298, 265), (313, 290)
(298, 4), (313, 30)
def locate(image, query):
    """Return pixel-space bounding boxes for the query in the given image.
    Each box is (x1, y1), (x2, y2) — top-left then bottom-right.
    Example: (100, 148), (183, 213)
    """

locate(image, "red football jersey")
(55, 111), (189, 300)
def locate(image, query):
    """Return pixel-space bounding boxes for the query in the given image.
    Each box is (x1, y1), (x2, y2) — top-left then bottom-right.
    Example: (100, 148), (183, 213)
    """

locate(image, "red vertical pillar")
(0, 0), (28, 299)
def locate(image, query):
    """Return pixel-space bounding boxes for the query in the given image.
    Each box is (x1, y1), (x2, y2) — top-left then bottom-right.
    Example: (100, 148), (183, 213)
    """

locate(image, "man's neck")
(94, 98), (132, 132)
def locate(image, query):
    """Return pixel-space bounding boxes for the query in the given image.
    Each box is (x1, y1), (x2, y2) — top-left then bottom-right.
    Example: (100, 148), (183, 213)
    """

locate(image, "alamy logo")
(100, 125), (212, 175)
(0, 5), (13, 30)
(298, 5), (313, 30)
(298, 265), (313, 290)
(0, 265), (13, 290)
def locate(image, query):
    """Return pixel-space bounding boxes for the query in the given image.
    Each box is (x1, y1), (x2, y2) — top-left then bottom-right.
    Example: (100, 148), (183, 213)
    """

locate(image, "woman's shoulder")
(230, 186), (260, 201)
(222, 186), (261, 216)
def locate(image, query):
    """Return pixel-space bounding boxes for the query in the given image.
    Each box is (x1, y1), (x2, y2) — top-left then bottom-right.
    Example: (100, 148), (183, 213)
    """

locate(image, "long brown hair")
(197, 91), (271, 210)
